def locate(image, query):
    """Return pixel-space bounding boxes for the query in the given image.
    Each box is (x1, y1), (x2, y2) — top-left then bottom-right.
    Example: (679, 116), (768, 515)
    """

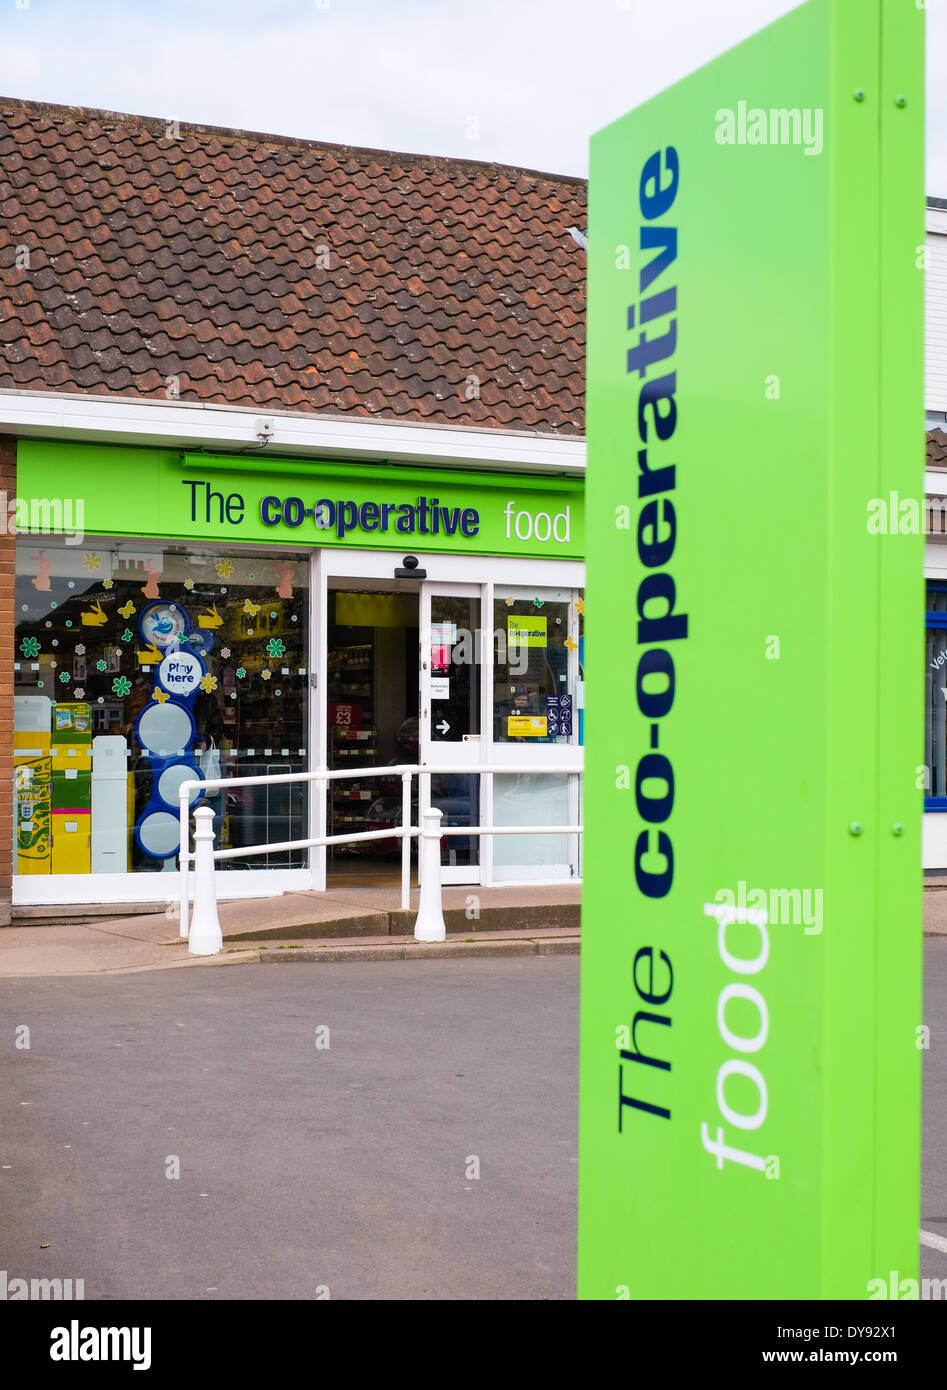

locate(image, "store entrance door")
(324, 583), (420, 886)
(419, 582), (482, 885)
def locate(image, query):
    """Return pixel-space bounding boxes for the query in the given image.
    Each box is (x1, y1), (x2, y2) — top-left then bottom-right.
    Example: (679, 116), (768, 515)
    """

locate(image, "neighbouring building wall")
(0, 437), (14, 922)
(926, 206), (947, 414)
(924, 204), (947, 868)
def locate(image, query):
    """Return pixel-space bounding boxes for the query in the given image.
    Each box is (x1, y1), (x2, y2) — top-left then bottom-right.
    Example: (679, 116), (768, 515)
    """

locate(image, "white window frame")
(313, 547), (585, 889)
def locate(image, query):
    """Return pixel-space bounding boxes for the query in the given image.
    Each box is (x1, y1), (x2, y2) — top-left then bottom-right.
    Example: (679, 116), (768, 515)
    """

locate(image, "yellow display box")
(51, 812), (91, 875)
(15, 753), (52, 875)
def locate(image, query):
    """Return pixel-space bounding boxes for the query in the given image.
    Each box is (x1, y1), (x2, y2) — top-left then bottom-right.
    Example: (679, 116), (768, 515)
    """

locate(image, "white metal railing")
(176, 763), (583, 955)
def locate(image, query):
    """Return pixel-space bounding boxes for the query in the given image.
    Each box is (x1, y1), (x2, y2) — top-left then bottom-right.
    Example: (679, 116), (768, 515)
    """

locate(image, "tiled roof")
(928, 429), (947, 467)
(0, 97), (586, 434)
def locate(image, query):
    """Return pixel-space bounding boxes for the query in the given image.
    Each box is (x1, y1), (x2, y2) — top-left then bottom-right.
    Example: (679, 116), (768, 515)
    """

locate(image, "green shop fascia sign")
(14, 442), (584, 559)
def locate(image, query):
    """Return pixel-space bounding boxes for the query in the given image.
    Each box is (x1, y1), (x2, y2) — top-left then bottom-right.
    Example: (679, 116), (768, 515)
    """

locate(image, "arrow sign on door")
(436, 719), (451, 735)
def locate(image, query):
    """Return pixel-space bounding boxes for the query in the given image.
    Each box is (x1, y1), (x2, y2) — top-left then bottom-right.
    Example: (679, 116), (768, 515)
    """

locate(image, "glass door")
(419, 583), (482, 884)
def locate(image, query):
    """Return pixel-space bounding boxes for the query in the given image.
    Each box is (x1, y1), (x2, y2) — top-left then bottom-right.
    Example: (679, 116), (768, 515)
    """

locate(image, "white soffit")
(0, 389), (586, 478)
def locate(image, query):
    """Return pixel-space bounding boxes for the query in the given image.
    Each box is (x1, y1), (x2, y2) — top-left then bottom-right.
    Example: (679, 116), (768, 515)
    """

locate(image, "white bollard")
(413, 806), (446, 942)
(188, 805), (223, 957)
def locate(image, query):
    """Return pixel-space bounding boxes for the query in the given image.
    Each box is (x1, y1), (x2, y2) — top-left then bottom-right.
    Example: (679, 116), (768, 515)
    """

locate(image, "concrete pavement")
(0, 884), (581, 977)
(5, 877), (947, 978)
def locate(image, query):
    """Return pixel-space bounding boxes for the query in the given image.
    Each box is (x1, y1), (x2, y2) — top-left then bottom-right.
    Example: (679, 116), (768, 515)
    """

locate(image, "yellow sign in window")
(507, 715), (547, 737)
(507, 615), (547, 648)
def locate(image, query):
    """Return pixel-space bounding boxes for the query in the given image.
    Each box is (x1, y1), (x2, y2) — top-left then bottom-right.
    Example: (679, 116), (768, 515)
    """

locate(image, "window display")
(14, 540), (309, 875)
(493, 587), (579, 743)
(926, 582), (947, 804)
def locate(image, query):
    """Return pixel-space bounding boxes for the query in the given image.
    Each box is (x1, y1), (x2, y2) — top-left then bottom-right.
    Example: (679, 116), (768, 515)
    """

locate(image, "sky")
(1, 0), (945, 190)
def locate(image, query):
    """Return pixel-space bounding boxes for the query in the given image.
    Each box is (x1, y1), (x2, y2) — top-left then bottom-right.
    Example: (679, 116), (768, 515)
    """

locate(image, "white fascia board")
(926, 208), (947, 235)
(927, 471), (947, 496)
(0, 389), (586, 478)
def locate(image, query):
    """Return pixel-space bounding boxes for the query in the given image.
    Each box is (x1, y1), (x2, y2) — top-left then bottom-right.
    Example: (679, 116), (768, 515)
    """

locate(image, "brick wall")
(0, 439), (13, 924)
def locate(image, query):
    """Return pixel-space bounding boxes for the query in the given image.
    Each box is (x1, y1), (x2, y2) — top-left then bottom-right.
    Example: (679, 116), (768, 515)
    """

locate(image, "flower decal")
(184, 578), (194, 591)
(216, 560), (234, 579)
(74, 688), (84, 699)
(19, 637), (40, 658)
(82, 553), (102, 572)
(260, 668), (272, 681)
(505, 597), (514, 607)
(574, 597), (585, 615)
(220, 648), (231, 659)
(112, 676), (132, 697)
(75, 644), (85, 655)
(236, 667), (246, 679)
(59, 671), (71, 684)
(199, 674), (218, 693)
(96, 659), (107, 672)
(266, 638), (285, 659)
(103, 579), (113, 589)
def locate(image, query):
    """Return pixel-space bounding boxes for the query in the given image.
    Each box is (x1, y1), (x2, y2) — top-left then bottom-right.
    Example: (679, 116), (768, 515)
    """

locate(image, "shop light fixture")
(394, 555), (426, 580)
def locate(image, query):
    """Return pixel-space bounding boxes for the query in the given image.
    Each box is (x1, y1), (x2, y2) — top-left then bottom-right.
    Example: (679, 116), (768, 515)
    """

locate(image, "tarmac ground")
(0, 945), (944, 1300)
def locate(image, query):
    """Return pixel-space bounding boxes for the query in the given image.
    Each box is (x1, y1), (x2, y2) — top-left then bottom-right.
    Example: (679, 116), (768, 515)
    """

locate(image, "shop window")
(13, 541), (309, 875)
(491, 584), (583, 882)
(926, 581), (947, 808)
(493, 586), (580, 743)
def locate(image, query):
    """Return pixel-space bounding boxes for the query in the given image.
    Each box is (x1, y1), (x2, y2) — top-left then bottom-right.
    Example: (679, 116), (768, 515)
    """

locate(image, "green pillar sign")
(580, 0), (924, 1299)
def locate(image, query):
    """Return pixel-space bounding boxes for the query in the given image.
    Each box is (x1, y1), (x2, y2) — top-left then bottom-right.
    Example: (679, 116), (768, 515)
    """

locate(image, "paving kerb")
(258, 934), (580, 963)
(9, 886), (582, 947)
(10, 901), (169, 926)
(923, 886), (947, 936)
(0, 931), (581, 976)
